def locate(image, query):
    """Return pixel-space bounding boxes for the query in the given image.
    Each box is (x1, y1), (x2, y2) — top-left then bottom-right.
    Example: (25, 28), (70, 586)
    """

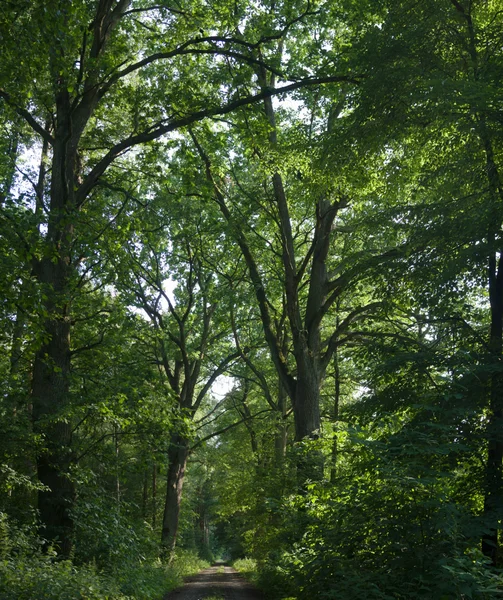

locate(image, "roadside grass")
(0, 514), (209, 600)
(232, 558), (296, 600)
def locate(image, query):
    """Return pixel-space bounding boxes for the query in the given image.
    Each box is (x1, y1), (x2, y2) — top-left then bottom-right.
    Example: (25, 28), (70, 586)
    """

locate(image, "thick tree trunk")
(31, 128), (77, 555)
(482, 251), (503, 564)
(458, 4), (503, 565)
(161, 434), (190, 557)
(293, 350), (323, 482)
(477, 123), (503, 565)
(293, 350), (321, 441)
(18, 0), (136, 557)
(31, 255), (74, 555)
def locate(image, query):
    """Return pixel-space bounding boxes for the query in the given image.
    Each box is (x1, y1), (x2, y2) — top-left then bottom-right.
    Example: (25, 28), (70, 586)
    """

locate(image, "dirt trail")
(164, 565), (265, 600)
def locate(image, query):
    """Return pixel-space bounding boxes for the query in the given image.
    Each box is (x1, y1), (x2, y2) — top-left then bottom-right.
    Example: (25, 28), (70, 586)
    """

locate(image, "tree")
(0, 0), (357, 553)
(189, 67), (393, 469)
(111, 182), (246, 555)
(347, 0), (503, 563)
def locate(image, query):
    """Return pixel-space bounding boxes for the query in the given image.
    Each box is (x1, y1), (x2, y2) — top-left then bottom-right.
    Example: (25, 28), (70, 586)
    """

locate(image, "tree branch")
(70, 331), (105, 356)
(77, 75), (361, 202)
(190, 408), (272, 450)
(0, 89), (54, 144)
(193, 350), (241, 411)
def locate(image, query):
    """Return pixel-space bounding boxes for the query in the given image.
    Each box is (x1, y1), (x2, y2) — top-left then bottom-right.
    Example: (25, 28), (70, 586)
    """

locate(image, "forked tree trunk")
(31, 121), (78, 555)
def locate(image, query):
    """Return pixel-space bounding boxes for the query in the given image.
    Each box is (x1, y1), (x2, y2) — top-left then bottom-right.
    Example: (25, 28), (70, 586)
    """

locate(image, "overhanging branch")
(77, 75), (361, 202)
(190, 407), (272, 450)
(0, 89), (54, 144)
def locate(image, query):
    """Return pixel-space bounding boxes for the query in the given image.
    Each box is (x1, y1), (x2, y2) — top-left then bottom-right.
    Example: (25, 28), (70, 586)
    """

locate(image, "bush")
(172, 548), (210, 577)
(0, 513), (209, 600)
(0, 552), (123, 600)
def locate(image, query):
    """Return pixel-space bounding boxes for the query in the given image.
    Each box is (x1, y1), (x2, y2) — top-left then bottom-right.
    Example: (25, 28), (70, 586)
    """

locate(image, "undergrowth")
(0, 513), (208, 600)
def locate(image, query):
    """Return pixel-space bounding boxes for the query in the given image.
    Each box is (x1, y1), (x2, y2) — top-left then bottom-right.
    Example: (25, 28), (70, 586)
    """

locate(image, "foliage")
(0, 513), (208, 600)
(0, 0), (502, 597)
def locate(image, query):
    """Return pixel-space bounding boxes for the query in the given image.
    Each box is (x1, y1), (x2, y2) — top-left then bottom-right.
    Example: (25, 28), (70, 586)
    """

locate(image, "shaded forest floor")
(164, 565), (265, 600)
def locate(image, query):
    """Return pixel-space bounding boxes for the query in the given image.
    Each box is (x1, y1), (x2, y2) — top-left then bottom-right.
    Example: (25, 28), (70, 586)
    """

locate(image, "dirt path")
(164, 565), (265, 600)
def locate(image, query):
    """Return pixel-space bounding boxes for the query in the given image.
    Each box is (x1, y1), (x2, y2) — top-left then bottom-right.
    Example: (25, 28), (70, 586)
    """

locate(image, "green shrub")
(0, 554), (123, 600)
(233, 557), (257, 576)
(171, 548), (210, 577)
(0, 513), (208, 600)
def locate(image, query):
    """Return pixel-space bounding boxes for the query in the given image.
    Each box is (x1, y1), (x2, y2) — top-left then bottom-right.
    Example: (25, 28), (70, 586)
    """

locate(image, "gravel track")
(164, 565), (265, 600)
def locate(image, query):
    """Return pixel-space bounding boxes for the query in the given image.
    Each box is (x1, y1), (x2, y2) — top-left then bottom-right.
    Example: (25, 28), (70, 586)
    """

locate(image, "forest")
(0, 0), (502, 598)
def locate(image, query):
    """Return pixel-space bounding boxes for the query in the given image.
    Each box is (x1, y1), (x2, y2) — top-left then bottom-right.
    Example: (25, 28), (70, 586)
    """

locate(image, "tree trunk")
(274, 380), (289, 464)
(482, 250), (503, 564)
(477, 124), (503, 565)
(31, 130), (77, 556)
(161, 434), (190, 557)
(142, 469), (148, 521)
(293, 350), (323, 482)
(293, 349), (321, 442)
(114, 425), (121, 506)
(152, 463), (157, 528)
(31, 257), (74, 555)
(330, 344), (341, 482)
(458, 4), (503, 565)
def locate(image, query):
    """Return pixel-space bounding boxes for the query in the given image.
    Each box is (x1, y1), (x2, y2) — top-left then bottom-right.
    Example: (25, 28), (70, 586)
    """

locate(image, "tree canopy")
(0, 1), (502, 599)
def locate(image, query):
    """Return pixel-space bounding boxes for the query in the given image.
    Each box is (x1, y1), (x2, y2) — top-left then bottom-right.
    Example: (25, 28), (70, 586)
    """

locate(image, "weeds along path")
(164, 565), (265, 600)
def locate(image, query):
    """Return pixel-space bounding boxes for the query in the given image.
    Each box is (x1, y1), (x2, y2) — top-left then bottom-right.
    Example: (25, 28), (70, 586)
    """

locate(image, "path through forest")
(164, 565), (265, 600)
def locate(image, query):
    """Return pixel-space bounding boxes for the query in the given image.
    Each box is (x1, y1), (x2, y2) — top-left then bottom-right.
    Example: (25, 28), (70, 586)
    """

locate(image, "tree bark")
(293, 350), (321, 441)
(330, 343), (341, 483)
(161, 434), (190, 557)
(31, 260), (74, 555)
(30, 114), (77, 554)
(483, 252), (503, 564)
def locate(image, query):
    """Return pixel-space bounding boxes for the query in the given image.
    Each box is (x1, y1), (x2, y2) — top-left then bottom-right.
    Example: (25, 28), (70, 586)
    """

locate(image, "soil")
(164, 565), (265, 600)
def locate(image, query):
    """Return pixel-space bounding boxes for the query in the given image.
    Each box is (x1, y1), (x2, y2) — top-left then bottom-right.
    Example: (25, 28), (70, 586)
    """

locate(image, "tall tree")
(0, 0), (356, 552)
(112, 186), (243, 555)
(349, 0), (503, 563)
